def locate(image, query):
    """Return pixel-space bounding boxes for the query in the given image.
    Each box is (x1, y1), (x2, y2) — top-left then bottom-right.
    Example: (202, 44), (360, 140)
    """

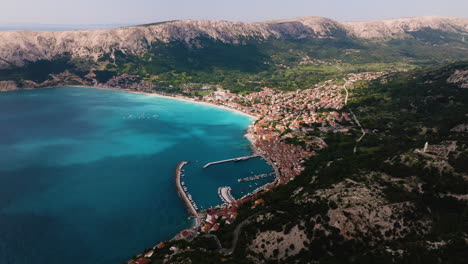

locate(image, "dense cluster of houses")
(203, 72), (387, 184)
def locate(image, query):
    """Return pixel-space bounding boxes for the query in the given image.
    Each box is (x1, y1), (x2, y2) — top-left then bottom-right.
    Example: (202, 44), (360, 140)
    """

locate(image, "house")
(201, 223), (212, 232)
(156, 242), (165, 249)
(134, 258), (150, 264)
(254, 199), (265, 205)
(144, 250), (154, 258)
(210, 223), (220, 232)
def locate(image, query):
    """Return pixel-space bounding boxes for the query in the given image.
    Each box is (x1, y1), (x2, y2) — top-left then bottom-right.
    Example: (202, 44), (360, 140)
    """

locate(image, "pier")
(203, 155), (259, 168)
(175, 161), (200, 228)
(218, 186), (236, 204)
(238, 172), (275, 182)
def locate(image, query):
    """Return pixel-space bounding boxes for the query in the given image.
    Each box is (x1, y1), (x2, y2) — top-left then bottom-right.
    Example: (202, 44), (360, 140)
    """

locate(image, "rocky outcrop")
(327, 201), (431, 242)
(249, 225), (309, 260)
(447, 69), (468, 88)
(0, 81), (18, 91)
(0, 16), (467, 69)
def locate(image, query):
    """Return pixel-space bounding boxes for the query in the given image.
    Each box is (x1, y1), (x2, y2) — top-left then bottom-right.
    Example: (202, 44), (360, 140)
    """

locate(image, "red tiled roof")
(156, 242), (165, 249)
(134, 258), (150, 264)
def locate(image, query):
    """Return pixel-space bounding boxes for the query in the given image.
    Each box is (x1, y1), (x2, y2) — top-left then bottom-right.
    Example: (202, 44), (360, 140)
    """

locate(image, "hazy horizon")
(1, 0), (467, 31)
(1, 15), (467, 32)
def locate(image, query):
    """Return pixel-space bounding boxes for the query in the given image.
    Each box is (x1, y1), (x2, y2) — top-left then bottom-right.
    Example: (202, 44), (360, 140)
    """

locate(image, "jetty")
(175, 161), (200, 227)
(238, 172), (275, 182)
(218, 186), (236, 204)
(203, 155), (259, 168)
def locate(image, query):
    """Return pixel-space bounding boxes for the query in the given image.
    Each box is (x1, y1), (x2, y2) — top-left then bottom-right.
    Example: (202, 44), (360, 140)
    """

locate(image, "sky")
(1, 0), (467, 28)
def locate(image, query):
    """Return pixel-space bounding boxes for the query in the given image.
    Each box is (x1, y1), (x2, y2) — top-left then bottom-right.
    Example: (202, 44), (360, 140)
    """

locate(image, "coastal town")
(203, 71), (388, 183)
(128, 71), (389, 264)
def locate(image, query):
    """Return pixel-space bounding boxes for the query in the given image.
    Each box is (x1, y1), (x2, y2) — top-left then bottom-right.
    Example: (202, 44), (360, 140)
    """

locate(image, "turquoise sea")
(0, 87), (274, 264)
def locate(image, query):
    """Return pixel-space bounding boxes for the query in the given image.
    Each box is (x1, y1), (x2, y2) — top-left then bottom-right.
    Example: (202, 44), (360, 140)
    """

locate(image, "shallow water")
(0, 87), (273, 264)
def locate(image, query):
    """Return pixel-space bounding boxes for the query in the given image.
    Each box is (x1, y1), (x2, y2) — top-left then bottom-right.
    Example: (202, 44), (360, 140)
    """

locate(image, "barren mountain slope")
(0, 16), (467, 69)
(342, 16), (468, 39)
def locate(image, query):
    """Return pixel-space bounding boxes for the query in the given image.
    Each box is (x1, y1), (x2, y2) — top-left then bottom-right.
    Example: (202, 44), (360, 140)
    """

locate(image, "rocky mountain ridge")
(0, 16), (467, 69)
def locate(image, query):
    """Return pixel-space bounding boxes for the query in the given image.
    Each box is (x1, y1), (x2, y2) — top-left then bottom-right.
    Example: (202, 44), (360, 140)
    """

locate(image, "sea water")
(0, 87), (274, 264)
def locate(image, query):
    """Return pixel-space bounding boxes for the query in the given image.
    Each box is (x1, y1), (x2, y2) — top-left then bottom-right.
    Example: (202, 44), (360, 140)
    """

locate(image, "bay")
(0, 87), (273, 264)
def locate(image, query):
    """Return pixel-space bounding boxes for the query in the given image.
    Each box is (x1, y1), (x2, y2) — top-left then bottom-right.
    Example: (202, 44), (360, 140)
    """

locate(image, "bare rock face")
(0, 16), (467, 69)
(447, 69), (468, 88)
(327, 201), (432, 242)
(249, 225), (309, 260)
(0, 21), (272, 68)
(263, 16), (346, 39)
(0, 81), (18, 91)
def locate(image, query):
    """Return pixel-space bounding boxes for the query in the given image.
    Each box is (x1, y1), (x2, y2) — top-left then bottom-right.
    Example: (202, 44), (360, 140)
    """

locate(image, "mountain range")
(0, 16), (467, 69)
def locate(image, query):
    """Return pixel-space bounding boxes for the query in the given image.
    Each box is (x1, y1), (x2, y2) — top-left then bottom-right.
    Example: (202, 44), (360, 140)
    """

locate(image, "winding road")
(342, 78), (366, 154)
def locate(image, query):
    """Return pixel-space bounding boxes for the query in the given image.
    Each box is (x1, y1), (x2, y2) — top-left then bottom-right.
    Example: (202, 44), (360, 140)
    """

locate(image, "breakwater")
(218, 186), (236, 204)
(203, 155), (259, 168)
(175, 161), (200, 228)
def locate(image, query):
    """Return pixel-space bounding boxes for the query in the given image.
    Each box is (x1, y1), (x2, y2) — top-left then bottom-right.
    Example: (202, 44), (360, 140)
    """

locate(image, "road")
(342, 78), (366, 154)
(343, 78), (350, 105)
(200, 213), (259, 255)
(349, 108), (366, 154)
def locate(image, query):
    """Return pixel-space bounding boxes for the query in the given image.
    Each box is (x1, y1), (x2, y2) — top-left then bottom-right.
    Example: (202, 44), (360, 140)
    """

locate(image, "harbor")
(172, 155), (276, 241)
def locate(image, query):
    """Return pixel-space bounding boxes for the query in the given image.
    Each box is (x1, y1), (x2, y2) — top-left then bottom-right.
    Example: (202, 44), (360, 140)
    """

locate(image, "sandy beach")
(9, 84), (259, 120)
(79, 85), (259, 120)
(86, 86), (282, 185)
(74, 86), (262, 151)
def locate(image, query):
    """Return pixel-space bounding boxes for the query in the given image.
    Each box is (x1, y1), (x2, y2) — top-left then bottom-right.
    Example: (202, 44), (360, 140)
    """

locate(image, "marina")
(182, 156), (276, 209)
(238, 172), (275, 182)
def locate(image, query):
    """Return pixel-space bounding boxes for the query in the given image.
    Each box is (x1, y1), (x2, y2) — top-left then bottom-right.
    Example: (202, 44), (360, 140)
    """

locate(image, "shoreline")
(5, 84), (281, 244)
(3, 85), (259, 120)
(76, 85), (260, 120)
(11, 84), (278, 179)
(75, 86), (282, 235)
(9, 84), (268, 169)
